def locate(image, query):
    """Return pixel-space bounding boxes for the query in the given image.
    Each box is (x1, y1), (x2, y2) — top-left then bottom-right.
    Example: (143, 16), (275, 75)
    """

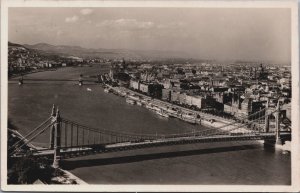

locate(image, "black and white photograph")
(1, 0), (299, 192)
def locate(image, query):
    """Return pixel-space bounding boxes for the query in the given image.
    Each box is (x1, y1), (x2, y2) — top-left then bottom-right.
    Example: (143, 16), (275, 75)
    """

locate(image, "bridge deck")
(11, 132), (284, 158)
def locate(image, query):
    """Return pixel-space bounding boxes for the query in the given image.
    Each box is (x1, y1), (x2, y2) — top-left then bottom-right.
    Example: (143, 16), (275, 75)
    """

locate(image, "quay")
(102, 83), (264, 133)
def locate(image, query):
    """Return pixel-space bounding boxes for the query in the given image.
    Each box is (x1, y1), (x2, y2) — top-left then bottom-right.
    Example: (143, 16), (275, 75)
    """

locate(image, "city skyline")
(9, 8), (291, 64)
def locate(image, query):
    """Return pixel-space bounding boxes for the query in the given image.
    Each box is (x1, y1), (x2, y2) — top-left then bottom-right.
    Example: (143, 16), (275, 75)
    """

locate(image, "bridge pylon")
(49, 104), (56, 149)
(263, 100), (284, 147)
(275, 101), (282, 144)
(52, 107), (61, 168)
(264, 99), (270, 133)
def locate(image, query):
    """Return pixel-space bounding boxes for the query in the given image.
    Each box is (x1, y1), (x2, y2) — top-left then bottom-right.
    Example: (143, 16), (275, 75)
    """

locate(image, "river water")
(8, 65), (291, 185)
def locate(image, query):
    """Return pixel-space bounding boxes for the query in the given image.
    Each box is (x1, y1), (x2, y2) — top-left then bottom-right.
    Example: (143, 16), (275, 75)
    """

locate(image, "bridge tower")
(52, 107), (61, 168)
(275, 101), (281, 144)
(264, 99), (270, 132)
(263, 100), (282, 147)
(49, 104), (56, 149)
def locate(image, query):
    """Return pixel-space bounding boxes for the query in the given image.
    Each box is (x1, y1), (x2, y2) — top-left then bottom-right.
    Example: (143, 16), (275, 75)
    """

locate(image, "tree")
(192, 69), (196, 75)
(177, 68), (185, 75)
(8, 153), (54, 184)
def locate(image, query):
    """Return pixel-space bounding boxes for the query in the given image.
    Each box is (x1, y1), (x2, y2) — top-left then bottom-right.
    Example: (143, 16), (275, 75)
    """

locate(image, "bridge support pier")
(18, 76), (23, 85)
(79, 74), (83, 86)
(52, 108), (61, 168)
(264, 99), (270, 133)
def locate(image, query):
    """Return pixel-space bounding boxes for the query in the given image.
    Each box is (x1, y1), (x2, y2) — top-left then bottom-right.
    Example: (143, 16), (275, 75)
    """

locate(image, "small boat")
(145, 103), (154, 110)
(181, 116), (197, 124)
(104, 88), (110, 93)
(126, 98), (136, 105)
(282, 150), (290, 155)
(87, 88), (92, 92)
(120, 92), (127, 97)
(152, 106), (161, 112)
(156, 110), (169, 118)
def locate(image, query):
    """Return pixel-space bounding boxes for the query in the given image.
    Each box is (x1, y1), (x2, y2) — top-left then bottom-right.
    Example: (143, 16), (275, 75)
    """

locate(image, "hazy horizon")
(9, 8), (291, 64)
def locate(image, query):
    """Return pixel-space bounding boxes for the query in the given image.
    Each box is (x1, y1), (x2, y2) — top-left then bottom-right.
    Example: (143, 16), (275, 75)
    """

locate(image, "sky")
(8, 8), (291, 64)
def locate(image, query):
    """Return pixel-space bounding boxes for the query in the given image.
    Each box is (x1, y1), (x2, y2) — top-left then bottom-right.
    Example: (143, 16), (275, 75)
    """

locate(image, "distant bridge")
(10, 74), (103, 85)
(9, 101), (290, 168)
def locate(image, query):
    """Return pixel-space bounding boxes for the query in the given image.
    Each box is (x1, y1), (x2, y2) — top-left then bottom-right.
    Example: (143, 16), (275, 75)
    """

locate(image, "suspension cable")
(11, 122), (55, 155)
(9, 117), (52, 151)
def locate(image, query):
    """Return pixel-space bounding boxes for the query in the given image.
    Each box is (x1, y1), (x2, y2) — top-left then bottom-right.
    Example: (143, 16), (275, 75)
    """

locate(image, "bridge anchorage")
(9, 101), (290, 168)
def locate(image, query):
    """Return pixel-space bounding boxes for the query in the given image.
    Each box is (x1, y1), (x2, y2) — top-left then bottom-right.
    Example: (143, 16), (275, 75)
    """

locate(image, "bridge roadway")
(13, 132), (283, 159)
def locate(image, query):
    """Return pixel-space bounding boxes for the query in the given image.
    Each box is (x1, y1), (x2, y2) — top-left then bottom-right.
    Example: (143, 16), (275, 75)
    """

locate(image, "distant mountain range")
(10, 42), (284, 64)
(18, 42), (192, 60)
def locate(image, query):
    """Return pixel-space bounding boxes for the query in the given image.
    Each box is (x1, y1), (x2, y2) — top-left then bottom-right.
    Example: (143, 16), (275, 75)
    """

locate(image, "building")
(224, 94), (263, 118)
(170, 90), (180, 103)
(162, 89), (171, 101)
(186, 94), (206, 109)
(139, 82), (149, 94)
(162, 79), (173, 89)
(130, 79), (140, 90)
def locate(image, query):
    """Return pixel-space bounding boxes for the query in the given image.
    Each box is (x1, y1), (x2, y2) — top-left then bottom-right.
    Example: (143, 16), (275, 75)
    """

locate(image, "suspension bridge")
(8, 99), (291, 168)
(11, 74), (103, 86)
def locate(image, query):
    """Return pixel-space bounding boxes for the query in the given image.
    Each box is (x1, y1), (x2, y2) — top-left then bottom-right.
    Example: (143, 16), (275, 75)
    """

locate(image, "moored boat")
(156, 110), (169, 118)
(104, 88), (110, 93)
(182, 117), (197, 124)
(126, 98), (136, 105)
(146, 103), (155, 110)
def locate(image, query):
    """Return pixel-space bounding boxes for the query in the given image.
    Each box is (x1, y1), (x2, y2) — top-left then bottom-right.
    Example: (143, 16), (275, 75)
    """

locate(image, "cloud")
(157, 22), (185, 29)
(56, 30), (62, 36)
(96, 18), (154, 29)
(80, 9), (93, 15)
(65, 15), (79, 23)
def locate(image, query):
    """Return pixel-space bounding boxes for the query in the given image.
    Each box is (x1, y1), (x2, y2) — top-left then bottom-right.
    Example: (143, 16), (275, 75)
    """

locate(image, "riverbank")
(51, 168), (88, 185)
(103, 84), (255, 133)
(8, 68), (58, 80)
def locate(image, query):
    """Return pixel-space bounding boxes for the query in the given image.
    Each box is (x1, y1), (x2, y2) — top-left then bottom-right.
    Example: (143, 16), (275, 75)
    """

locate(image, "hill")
(23, 43), (191, 60)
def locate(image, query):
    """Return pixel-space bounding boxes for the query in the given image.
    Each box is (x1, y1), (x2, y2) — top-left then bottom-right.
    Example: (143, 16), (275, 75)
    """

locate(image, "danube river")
(8, 65), (291, 185)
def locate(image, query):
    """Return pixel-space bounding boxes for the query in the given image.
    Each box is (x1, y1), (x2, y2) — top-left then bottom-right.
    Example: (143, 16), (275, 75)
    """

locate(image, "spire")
(51, 104), (56, 117)
(56, 107), (61, 120)
(266, 98), (269, 108)
(276, 100), (281, 111)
